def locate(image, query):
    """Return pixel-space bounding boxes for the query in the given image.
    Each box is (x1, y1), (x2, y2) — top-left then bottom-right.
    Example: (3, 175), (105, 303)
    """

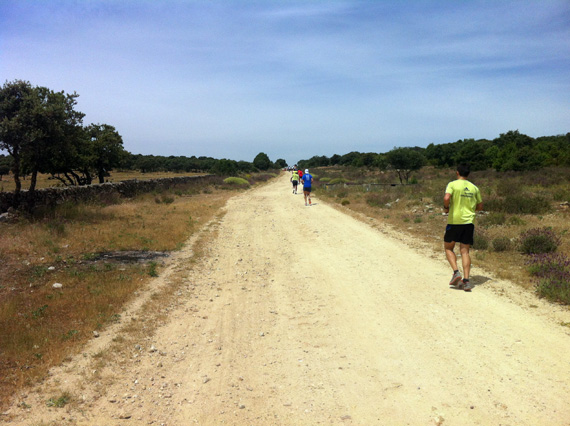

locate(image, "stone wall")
(0, 175), (216, 213)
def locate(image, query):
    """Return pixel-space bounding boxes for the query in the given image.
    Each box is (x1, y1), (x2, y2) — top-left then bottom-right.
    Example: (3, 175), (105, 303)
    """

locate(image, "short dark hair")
(457, 163), (471, 177)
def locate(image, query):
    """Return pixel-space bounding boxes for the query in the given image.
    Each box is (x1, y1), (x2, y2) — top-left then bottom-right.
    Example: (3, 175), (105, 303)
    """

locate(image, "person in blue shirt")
(301, 169), (313, 206)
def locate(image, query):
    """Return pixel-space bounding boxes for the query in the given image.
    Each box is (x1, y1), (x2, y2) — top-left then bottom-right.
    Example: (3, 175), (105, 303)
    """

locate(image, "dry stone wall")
(0, 175), (215, 213)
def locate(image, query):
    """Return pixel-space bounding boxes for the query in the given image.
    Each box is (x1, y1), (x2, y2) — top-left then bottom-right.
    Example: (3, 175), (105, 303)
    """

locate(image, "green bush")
(223, 177), (250, 186)
(341, 199), (350, 206)
(492, 237), (512, 252)
(473, 231), (489, 250)
(519, 227), (561, 254)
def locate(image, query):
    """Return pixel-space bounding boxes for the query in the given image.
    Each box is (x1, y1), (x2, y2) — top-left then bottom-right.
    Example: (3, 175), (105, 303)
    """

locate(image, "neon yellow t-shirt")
(291, 171), (299, 181)
(445, 179), (482, 224)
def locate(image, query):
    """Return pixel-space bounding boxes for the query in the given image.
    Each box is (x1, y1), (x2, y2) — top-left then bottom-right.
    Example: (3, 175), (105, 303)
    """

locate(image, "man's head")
(305, 169), (309, 174)
(457, 163), (470, 178)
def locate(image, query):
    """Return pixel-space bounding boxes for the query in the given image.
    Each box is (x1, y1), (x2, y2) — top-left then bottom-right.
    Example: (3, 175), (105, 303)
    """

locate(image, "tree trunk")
(29, 169), (38, 192)
(11, 152), (22, 195)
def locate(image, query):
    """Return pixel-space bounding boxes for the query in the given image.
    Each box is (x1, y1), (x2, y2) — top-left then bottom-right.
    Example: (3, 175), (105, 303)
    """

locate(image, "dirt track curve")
(3, 173), (570, 426)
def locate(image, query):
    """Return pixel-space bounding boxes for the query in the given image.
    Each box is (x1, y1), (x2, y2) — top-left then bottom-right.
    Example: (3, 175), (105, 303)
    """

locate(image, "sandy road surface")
(4, 174), (570, 426)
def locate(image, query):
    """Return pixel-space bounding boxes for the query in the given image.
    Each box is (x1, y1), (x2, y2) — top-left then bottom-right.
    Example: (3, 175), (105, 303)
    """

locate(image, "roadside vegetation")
(0, 171), (276, 410)
(311, 165), (570, 305)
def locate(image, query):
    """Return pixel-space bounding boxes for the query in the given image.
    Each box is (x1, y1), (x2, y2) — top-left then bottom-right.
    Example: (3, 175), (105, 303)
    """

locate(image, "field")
(0, 170), (275, 410)
(1, 166), (569, 413)
(0, 170), (203, 193)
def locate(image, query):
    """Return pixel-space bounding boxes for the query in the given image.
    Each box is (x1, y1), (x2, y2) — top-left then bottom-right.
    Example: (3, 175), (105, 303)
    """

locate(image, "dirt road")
(4, 174), (570, 425)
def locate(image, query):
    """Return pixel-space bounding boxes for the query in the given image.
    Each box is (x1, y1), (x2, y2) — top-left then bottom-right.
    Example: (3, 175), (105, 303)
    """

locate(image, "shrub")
(480, 212), (506, 227)
(366, 192), (393, 208)
(507, 216), (526, 226)
(473, 231), (489, 250)
(492, 237), (512, 252)
(223, 177), (250, 186)
(341, 199), (350, 206)
(527, 253), (570, 304)
(552, 188), (570, 202)
(328, 177), (349, 185)
(46, 392), (72, 408)
(519, 227), (561, 254)
(485, 195), (551, 215)
(496, 179), (521, 197)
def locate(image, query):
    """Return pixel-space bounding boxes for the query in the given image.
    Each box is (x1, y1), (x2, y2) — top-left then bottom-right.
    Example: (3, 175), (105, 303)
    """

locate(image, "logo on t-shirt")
(461, 187), (473, 198)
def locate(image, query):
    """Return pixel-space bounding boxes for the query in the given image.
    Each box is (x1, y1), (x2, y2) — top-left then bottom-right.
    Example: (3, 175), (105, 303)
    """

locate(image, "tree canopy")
(253, 152), (272, 170)
(297, 130), (569, 178)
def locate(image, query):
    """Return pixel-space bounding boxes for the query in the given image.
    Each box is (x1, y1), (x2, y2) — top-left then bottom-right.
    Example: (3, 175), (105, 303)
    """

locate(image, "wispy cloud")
(1, 0), (568, 164)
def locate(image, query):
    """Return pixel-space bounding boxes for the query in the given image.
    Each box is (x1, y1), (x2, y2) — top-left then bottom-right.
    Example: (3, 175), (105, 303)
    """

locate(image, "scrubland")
(314, 166), (570, 303)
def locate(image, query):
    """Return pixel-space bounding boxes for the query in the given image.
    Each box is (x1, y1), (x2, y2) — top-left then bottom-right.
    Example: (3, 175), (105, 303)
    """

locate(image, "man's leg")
(304, 190), (308, 205)
(459, 243), (471, 279)
(445, 240), (463, 287)
(444, 241), (458, 271)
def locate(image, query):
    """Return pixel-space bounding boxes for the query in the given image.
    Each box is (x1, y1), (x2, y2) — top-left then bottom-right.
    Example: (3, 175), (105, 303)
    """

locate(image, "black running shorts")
(303, 187), (311, 193)
(444, 224), (475, 245)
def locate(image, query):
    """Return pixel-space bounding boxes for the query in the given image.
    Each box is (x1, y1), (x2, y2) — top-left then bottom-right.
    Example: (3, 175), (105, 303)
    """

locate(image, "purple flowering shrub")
(527, 253), (570, 304)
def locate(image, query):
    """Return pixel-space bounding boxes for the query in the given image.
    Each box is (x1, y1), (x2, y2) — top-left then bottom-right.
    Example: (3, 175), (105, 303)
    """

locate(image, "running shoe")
(449, 271), (462, 288)
(463, 279), (474, 292)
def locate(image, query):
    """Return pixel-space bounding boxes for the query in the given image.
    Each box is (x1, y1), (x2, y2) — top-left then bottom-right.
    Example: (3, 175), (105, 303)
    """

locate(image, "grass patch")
(46, 392), (72, 408)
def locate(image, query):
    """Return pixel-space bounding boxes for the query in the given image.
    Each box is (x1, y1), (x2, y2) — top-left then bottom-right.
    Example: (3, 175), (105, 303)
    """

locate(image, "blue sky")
(1, 0), (568, 166)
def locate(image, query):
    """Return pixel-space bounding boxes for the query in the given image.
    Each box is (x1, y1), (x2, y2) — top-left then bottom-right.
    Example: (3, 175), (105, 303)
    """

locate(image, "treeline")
(298, 130), (570, 174)
(1, 80), (285, 194)
(118, 152), (286, 175)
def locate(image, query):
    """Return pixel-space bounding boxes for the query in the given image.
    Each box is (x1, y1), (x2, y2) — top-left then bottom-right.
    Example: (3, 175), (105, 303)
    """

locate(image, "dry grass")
(0, 175), (257, 410)
(0, 170), (204, 193)
(315, 166), (570, 292)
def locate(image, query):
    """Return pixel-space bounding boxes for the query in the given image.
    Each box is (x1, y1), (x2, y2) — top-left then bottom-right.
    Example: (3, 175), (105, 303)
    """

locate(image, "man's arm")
(476, 202), (483, 211)
(443, 193), (452, 211)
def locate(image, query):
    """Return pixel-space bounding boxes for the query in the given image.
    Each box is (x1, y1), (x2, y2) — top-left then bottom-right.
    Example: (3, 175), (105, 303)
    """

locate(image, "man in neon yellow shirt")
(443, 164), (483, 291)
(291, 169), (299, 194)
